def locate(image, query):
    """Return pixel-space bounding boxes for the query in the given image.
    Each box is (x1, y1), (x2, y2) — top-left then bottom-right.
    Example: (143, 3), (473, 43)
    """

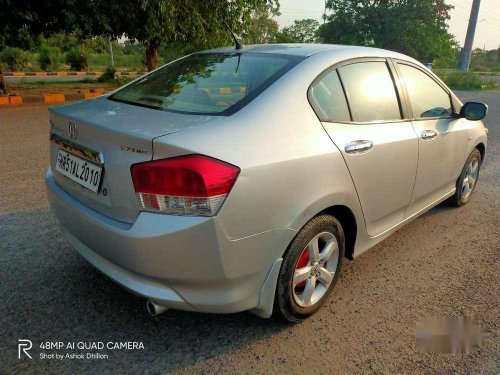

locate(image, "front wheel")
(275, 214), (345, 322)
(447, 149), (482, 207)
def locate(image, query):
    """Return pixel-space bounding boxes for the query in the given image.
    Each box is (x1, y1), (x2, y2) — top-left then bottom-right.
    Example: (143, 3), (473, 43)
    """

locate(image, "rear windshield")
(110, 52), (303, 115)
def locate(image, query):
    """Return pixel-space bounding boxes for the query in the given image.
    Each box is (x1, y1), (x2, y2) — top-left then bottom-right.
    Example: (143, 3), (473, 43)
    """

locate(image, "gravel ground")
(0, 90), (499, 374)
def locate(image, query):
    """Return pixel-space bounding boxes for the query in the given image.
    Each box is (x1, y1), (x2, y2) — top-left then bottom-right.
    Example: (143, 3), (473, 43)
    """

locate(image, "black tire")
(447, 149), (482, 207)
(275, 214), (345, 322)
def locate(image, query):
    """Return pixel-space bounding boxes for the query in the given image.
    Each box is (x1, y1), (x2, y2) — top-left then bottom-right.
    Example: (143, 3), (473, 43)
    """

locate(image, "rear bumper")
(45, 168), (293, 314)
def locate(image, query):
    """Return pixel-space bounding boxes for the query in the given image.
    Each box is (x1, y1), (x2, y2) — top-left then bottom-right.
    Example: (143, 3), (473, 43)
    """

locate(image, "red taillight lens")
(131, 155), (240, 216)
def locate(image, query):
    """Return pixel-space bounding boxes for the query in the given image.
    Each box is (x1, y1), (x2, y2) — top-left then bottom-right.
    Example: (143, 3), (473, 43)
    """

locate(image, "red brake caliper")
(295, 248), (309, 287)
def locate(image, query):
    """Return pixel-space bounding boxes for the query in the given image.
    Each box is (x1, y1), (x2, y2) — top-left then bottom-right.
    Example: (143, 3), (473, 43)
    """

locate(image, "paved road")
(1, 91), (499, 374)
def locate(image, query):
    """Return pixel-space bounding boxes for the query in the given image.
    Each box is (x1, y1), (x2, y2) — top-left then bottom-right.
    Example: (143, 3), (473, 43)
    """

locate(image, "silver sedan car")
(46, 44), (488, 322)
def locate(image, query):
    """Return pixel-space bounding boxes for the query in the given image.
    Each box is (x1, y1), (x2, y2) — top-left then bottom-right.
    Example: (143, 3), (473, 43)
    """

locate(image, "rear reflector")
(131, 155), (240, 216)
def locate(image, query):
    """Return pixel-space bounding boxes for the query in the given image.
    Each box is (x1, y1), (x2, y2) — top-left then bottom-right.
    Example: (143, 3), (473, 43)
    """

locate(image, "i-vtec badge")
(121, 145), (148, 154)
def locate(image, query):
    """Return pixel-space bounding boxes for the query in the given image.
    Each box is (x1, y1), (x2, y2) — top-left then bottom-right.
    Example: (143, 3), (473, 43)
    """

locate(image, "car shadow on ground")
(419, 200), (454, 218)
(0, 208), (289, 373)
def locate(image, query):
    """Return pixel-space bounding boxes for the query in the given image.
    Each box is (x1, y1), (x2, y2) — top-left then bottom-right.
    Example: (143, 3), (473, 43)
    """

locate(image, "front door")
(395, 62), (469, 216)
(310, 59), (418, 237)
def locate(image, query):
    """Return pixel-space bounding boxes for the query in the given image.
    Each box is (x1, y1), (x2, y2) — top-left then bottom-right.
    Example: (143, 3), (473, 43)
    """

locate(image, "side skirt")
(353, 188), (456, 258)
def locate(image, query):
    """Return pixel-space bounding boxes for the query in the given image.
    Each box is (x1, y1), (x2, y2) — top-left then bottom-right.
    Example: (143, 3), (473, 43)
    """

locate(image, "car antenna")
(223, 20), (244, 50)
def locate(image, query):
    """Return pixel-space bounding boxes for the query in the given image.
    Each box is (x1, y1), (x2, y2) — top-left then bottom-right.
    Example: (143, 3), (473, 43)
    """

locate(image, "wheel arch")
(287, 202), (359, 261)
(253, 203), (360, 318)
(320, 205), (357, 260)
(475, 142), (486, 162)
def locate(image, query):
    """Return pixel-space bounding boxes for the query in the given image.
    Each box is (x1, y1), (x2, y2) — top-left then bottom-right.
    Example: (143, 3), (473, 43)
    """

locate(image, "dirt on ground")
(0, 90), (498, 374)
(5, 83), (115, 97)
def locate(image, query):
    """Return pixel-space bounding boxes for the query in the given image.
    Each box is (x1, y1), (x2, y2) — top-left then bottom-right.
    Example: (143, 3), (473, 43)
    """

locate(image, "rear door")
(394, 61), (469, 216)
(309, 59), (418, 237)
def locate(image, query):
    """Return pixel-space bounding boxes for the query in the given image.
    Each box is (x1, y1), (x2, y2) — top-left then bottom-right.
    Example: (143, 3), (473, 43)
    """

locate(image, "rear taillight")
(131, 155), (240, 216)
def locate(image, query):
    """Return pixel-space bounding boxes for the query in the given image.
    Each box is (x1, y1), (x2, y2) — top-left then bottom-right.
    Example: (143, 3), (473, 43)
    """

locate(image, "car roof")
(201, 43), (417, 61)
(203, 43), (341, 56)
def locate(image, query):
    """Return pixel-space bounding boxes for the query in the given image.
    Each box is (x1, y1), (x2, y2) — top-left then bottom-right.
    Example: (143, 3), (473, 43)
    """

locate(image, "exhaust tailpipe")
(146, 300), (168, 316)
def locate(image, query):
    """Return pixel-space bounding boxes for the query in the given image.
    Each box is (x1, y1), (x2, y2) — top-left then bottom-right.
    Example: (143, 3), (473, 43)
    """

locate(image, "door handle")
(345, 140), (373, 154)
(421, 130), (437, 140)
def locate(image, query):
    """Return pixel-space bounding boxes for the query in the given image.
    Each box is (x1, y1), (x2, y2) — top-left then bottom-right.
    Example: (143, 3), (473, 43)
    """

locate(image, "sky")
(276, 0), (500, 50)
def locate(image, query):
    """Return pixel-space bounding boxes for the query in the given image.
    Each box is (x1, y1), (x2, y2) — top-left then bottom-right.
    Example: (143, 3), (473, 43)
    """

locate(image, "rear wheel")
(447, 149), (481, 207)
(275, 215), (345, 322)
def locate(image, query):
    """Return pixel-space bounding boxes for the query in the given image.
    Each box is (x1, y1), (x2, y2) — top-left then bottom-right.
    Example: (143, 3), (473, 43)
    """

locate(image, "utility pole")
(459, 0), (481, 72)
(108, 37), (115, 69)
(323, 0), (327, 24)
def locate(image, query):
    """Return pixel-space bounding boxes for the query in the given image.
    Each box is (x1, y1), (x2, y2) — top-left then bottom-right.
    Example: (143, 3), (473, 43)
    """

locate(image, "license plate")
(55, 149), (103, 193)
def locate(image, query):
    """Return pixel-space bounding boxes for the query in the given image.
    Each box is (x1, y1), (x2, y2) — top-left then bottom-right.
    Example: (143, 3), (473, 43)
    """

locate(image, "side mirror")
(459, 102), (488, 121)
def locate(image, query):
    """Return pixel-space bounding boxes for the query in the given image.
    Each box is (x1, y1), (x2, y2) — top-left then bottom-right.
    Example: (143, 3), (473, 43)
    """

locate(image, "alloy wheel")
(292, 231), (339, 308)
(461, 157), (479, 199)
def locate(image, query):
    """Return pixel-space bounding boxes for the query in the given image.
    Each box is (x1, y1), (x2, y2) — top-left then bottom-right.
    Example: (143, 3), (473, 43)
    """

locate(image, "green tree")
(0, 0), (279, 88)
(38, 45), (61, 71)
(470, 48), (500, 72)
(0, 0), (29, 91)
(318, 0), (457, 63)
(66, 46), (90, 71)
(277, 19), (320, 43)
(44, 33), (80, 53)
(0, 47), (29, 71)
(0, 0), (109, 92)
(0, 0), (279, 90)
(272, 31), (297, 43)
(107, 0), (280, 71)
(245, 2), (280, 44)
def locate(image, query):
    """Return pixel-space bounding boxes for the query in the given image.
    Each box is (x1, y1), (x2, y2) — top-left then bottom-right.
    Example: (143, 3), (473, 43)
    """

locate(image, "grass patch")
(88, 53), (148, 71)
(472, 71), (500, 76)
(436, 71), (498, 90)
(95, 68), (134, 86)
(9, 79), (95, 88)
(5, 80), (117, 97)
(8, 78), (131, 90)
(4, 52), (149, 72)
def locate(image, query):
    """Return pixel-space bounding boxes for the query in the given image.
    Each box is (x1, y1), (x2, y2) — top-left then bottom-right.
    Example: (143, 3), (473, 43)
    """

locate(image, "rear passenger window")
(398, 64), (452, 118)
(338, 61), (401, 122)
(310, 70), (351, 122)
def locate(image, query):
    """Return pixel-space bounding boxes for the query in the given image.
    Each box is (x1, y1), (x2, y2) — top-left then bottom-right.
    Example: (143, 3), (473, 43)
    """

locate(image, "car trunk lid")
(49, 97), (215, 223)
